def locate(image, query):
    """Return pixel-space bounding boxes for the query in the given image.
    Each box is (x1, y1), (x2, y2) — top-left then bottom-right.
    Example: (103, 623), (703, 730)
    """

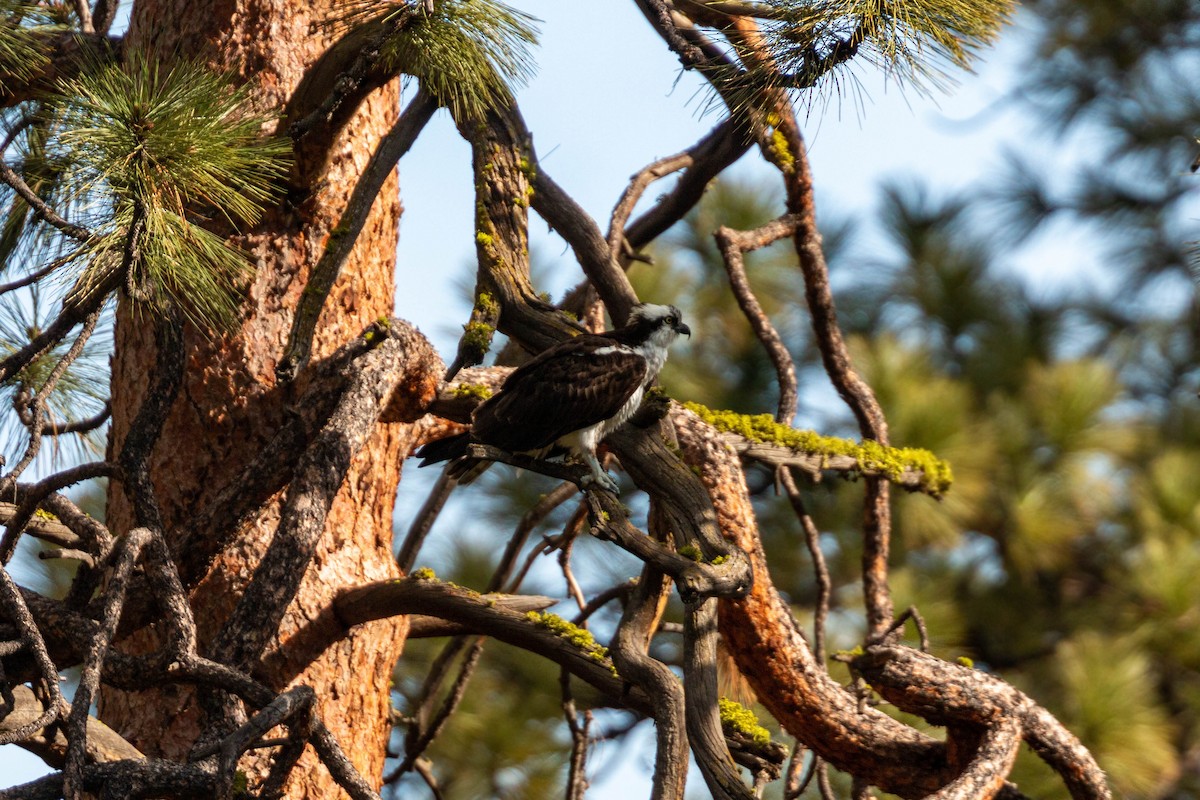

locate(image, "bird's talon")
(583, 473), (620, 495)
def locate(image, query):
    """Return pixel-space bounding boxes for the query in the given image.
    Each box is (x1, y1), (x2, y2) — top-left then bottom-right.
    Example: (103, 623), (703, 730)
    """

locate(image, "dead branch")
(0, 685), (142, 767)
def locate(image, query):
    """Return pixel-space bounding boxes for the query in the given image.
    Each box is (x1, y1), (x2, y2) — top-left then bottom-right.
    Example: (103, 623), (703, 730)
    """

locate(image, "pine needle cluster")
(764, 0), (1015, 92)
(39, 53), (289, 327)
(370, 0), (539, 121)
(0, 0), (68, 85)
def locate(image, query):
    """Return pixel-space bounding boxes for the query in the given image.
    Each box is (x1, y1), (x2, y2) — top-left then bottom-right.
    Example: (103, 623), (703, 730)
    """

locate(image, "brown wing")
(471, 337), (647, 453)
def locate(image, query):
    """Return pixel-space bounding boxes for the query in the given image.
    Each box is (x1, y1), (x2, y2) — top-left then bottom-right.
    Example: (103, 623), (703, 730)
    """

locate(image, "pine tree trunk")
(98, 2), (410, 796)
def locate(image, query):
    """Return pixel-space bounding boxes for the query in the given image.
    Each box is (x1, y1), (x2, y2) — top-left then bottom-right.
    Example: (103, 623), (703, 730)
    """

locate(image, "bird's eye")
(665, 315), (677, 326)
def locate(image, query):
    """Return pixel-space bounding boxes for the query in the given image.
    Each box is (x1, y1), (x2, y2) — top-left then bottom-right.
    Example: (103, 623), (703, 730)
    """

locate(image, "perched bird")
(418, 303), (691, 493)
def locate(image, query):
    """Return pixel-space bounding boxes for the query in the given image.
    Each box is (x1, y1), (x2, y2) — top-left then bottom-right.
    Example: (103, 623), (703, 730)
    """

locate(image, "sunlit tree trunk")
(99, 1), (409, 796)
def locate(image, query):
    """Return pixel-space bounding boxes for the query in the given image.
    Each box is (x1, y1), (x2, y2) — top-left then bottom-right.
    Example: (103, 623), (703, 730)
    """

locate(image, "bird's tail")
(415, 433), (491, 485)
(416, 433), (472, 466)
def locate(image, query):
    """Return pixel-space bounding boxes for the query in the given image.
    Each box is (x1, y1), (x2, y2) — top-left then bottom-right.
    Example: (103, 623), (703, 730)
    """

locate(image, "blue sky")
(0, 1), (1093, 794)
(392, 2), (1086, 359)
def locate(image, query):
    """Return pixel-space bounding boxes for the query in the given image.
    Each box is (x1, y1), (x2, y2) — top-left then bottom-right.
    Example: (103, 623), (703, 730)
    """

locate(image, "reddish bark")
(99, 2), (413, 796)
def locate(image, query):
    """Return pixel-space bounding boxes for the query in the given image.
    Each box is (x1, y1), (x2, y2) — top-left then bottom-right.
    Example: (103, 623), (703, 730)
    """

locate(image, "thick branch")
(0, 685), (143, 767)
(684, 598), (755, 799)
(210, 319), (441, 670)
(335, 577), (650, 714)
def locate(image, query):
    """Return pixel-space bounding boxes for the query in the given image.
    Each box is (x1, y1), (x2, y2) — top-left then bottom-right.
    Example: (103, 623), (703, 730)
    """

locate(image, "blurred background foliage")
(387, 0), (1200, 797)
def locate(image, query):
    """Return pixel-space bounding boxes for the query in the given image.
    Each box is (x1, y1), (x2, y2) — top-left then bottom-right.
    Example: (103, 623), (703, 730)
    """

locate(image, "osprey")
(419, 303), (691, 493)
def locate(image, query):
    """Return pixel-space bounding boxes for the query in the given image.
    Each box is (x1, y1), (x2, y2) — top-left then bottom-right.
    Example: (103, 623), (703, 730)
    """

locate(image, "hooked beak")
(677, 322), (691, 338)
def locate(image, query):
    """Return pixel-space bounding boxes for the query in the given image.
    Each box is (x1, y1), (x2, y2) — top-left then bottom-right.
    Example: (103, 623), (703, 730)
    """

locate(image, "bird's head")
(629, 303), (691, 339)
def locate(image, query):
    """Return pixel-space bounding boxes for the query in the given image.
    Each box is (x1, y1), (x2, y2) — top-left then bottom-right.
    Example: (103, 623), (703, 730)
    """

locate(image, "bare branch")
(397, 471), (456, 574)
(560, 668), (591, 800)
(684, 598), (756, 799)
(0, 161), (91, 243)
(609, 565), (688, 800)
(714, 219), (800, 421)
(587, 490), (750, 603)
(40, 402), (110, 437)
(210, 319), (442, 670)
(779, 469), (830, 665)
(0, 565), (61, 745)
(494, 480), (580, 592)
(64, 529), (151, 800)
(2, 305), (104, 490)
(388, 638), (484, 780)
(0, 462), (117, 565)
(278, 87), (438, 381)
(0, 684), (142, 767)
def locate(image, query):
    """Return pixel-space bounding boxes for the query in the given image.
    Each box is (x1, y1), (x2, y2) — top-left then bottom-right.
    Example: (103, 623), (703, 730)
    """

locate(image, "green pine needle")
(764, 0), (1015, 95)
(41, 52), (289, 328)
(0, 0), (67, 85)
(0, 287), (109, 465)
(379, 0), (539, 121)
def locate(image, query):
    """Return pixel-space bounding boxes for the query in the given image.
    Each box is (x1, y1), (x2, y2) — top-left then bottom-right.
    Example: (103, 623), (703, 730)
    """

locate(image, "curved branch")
(714, 219), (799, 422)
(609, 565), (689, 800)
(625, 116), (755, 251)
(924, 718), (1022, 800)
(853, 645), (1110, 800)
(673, 411), (958, 797)
(335, 577), (649, 713)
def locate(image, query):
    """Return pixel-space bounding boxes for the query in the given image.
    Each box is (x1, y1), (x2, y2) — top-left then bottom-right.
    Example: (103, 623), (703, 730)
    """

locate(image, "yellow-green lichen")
(518, 155), (536, 180)
(769, 128), (795, 173)
(475, 231), (494, 247)
(957, 656), (975, 669)
(710, 554), (729, 566)
(462, 320), (495, 351)
(453, 383), (493, 401)
(527, 611), (614, 671)
(683, 402), (953, 496)
(411, 567), (437, 581)
(678, 544), (703, 562)
(474, 291), (499, 317)
(718, 697), (771, 747)
(33, 508), (58, 521)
